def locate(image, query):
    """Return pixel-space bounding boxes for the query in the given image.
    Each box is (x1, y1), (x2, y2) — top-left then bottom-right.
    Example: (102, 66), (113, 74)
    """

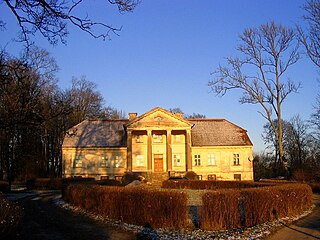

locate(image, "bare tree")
(284, 115), (309, 169)
(66, 76), (105, 126)
(298, 0), (320, 67)
(103, 106), (126, 119)
(1, 0), (140, 46)
(209, 22), (301, 170)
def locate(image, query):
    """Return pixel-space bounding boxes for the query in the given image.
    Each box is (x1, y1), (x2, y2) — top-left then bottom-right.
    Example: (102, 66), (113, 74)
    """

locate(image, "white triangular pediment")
(126, 107), (193, 129)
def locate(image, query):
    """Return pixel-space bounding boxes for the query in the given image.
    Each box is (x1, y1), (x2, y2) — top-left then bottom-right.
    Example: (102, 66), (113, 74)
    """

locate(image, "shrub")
(184, 171), (198, 180)
(200, 183), (313, 230)
(63, 184), (188, 229)
(121, 172), (141, 185)
(95, 179), (121, 186)
(0, 194), (22, 237)
(200, 189), (241, 230)
(162, 180), (275, 190)
(26, 178), (63, 190)
(308, 182), (320, 193)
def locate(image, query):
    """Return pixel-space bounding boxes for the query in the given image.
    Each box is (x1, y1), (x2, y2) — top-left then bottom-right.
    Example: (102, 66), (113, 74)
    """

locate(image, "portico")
(125, 108), (193, 174)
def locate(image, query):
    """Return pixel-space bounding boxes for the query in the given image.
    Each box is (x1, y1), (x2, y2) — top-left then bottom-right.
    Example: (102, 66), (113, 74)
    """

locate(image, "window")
(233, 154), (240, 165)
(100, 155), (109, 167)
(153, 134), (163, 143)
(173, 135), (181, 143)
(173, 154), (181, 166)
(207, 154), (215, 165)
(194, 154), (201, 166)
(136, 155), (144, 167)
(114, 155), (123, 168)
(208, 174), (216, 181)
(136, 135), (144, 143)
(234, 174), (241, 181)
(74, 155), (83, 168)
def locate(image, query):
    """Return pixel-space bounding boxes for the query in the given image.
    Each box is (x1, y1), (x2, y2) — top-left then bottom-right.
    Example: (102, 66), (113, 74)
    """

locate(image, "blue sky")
(1, 0), (319, 153)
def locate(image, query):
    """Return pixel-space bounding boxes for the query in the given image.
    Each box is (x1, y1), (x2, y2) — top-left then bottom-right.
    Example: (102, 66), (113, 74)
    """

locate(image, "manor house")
(62, 107), (253, 181)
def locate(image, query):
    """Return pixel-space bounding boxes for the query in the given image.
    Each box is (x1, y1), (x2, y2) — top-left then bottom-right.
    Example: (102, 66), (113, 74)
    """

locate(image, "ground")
(4, 190), (136, 240)
(266, 194), (320, 240)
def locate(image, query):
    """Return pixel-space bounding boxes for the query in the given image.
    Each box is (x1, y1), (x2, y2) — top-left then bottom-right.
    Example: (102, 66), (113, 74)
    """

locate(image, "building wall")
(63, 147), (127, 180)
(191, 146), (253, 180)
(63, 144), (253, 181)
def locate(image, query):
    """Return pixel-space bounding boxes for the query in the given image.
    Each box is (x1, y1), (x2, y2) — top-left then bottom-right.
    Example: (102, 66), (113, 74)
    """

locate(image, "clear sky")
(1, 0), (319, 153)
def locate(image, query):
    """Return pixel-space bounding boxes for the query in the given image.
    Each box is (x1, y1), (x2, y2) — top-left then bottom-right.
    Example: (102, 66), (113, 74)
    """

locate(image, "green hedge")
(200, 183), (313, 230)
(63, 184), (188, 229)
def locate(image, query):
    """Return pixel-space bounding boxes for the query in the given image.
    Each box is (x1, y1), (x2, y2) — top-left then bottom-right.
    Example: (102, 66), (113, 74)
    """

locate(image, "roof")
(62, 119), (128, 148)
(62, 112), (252, 148)
(189, 119), (253, 146)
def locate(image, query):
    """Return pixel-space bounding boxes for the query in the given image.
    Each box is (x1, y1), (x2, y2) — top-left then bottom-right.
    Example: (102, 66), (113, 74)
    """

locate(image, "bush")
(200, 183), (313, 230)
(200, 189), (241, 230)
(0, 181), (10, 193)
(184, 171), (198, 180)
(121, 172), (141, 185)
(26, 178), (63, 190)
(95, 179), (121, 186)
(162, 180), (275, 190)
(0, 194), (22, 237)
(63, 184), (188, 229)
(308, 182), (320, 193)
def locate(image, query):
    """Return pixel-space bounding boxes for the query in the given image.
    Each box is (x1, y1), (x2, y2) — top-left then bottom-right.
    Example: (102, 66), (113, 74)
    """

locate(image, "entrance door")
(154, 154), (163, 172)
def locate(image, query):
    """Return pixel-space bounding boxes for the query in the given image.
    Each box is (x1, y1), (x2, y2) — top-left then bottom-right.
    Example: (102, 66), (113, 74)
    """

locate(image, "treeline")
(254, 115), (320, 181)
(0, 47), (124, 183)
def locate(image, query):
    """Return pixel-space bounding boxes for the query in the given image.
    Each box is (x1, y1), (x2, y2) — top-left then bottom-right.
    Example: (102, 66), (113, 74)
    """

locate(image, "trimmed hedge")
(0, 194), (22, 236)
(162, 180), (275, 190)
(201, 189), (241, 230)
(26, 178), (63, 190)
(200, 183), (313, 230)
(63, 184), (188, 229)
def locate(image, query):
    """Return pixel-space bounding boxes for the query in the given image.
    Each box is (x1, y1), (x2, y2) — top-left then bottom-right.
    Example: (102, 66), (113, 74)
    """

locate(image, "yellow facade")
(62, 107), (254, 181)
(63, 147), (127, 179)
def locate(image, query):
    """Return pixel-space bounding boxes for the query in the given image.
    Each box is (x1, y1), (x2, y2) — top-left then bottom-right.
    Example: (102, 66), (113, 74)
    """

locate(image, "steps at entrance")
(148, 173), (169, 187)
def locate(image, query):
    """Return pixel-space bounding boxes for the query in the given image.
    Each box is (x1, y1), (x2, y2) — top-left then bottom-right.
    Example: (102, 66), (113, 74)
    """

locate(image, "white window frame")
(233, 154), (240, 165)
(173, 135), (181, 143)
(207, 153), (215, 166)
(100, 155), (109, 167)
(136, 155), (145, 167)
(136, 135), (144, 143)
(194, 154), (201, 166)
(153, 134), (163, 143)
(114, 155), (123, 168)
(173, 154), (181, 166)
(74, 155), (83, 168)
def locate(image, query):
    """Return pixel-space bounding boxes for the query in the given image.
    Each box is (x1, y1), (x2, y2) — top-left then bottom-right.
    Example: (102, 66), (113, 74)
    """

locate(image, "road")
(4, 190), (136, 240)
(266, 194), (320, 240)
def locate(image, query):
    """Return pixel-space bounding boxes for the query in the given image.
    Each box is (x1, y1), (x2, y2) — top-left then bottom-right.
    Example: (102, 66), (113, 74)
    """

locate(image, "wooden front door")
(154, 154), (163, 172)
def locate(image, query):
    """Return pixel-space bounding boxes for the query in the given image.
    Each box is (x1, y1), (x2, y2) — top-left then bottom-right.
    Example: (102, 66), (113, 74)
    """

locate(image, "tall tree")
(298, 0), (320, 68)
(1, 0), (140, 46)
(209, 22), (300, 170)
(66, 76), (105, 127)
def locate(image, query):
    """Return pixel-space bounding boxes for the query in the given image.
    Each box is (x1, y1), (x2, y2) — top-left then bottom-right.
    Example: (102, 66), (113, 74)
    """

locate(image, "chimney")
(129, 112), (137, 121)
